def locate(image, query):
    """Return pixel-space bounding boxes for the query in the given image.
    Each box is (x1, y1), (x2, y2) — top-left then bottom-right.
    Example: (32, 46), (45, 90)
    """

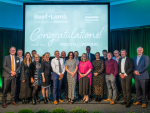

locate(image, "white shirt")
(10, 55), (16, 71)
(120, 57), (127, 76)
(51, 57), (65, 75)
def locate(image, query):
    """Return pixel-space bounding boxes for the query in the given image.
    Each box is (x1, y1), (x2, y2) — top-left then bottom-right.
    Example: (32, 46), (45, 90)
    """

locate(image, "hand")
(59, 73), (63, 79)
(70, 72), (75, 77)
(11, 71), (16, 76)
(80, 74), (84, 78)
(31, 77), (34, 83)
(120, 74), (125, 79)
(94, 73), (98, 76)
(22, 80), (25, 82)
(43, 77), (45, 82)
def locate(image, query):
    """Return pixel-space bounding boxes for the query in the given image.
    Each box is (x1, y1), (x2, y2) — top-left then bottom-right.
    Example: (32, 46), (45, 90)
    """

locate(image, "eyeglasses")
(10, 50), (16, 51)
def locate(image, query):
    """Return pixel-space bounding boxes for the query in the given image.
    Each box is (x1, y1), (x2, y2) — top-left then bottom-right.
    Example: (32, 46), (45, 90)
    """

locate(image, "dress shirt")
(112, 56), (121, 65)
(120, 57), (127, 76)
(105, 59), (118, 77)
(51, 57), (65, 75)
(87, 53), (91, 62)
(10, 55), (16, 71)
(32, 57), (34, 62)
(137, 55), (142, 66)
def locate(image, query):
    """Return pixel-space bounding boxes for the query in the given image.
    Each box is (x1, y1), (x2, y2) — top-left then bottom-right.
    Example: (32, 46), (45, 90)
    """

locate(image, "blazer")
(20, 62), (30, 81)
(87, 53), (95, 63)
(118, 57), (133, 78)
(3, 55), (20, 78)
(133, 55), (149, 79)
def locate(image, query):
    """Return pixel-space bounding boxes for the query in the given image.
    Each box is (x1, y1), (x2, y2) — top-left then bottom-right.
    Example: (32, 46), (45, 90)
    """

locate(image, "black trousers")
(121, 76), (132, 104)
(15, 73), (21, 99)
(135, 78), (148, 104)
(60, 75), (68, 97)
(2, 76), (16, 103)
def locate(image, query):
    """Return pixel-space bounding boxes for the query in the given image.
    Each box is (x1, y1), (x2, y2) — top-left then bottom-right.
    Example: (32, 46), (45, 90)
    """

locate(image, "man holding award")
(51, 50), (65, 105)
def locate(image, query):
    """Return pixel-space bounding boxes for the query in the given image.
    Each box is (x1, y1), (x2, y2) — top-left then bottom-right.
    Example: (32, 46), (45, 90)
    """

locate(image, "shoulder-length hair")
(41, 54), (45, 62)
(67, 51), (74, 59)
(81, 53), (89, 62)
(23, 52), (31, 65)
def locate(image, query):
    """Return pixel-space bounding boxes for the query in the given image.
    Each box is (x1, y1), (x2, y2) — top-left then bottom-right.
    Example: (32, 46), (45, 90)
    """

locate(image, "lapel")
(138, 55), (143, 66)
(9, 55), (12, 70)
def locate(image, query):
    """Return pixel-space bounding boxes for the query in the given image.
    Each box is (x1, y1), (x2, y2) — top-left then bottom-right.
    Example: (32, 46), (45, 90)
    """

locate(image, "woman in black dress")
(30, 54), (41, 105)
(41, 52), (51, 104)
(20, 52), (32, 104)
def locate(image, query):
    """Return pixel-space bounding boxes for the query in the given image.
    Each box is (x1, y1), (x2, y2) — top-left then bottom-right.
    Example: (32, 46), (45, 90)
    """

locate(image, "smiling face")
(61, 51), (66, 58)
(74, 52), (78, 58)
(17, 50), (23, 57)
(137, 47), (143, 56)
(34, 54), (40, 62)
(95, 53), (100, 59)
(86, 47), (91, 53)
(26, 53), (31, 59)
(55, 51), (60, 59)
(121, 50), (127, 58)
(69, 52), (73, 59)
(9, 47), (16, 56)
(107, 53), (112, 60)
(32, 51), (36, 57)
(45, 54), (50, 61)
(114, 50), (120, 57)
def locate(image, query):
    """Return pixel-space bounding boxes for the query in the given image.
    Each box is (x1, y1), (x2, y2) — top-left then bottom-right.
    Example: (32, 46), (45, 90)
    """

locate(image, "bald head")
(61, 51), (66, 58)
(137, 47), (143, 56)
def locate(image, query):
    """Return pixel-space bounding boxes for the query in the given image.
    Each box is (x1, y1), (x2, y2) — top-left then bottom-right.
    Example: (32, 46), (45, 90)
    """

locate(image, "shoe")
(95, 95), (98, 102)
(126, 103), (131, 108)
(54, 100), (58, 105)
(116, 96), (119, 101)
(59, 99), (64, 102)
(46, 97), (50, 103)
(78, 95), (82, 99)
(110, 101), (115, 105)
(104, 98), (112, 102)
(10, 102), (18, 106)
(98, 96), (101, 102)
(89, 95), (93, 101)
(121, 101), (127, 105)
(22, 98), (26, 104)
(26, 98), (29, 104)
(44, 97), (48, 104)
(84, 100), (89, 103)
(142, 103), (147, 108)
(2, 103), (6, 108)
(133, 101), (142, 105)
(32, 96), (36, 105)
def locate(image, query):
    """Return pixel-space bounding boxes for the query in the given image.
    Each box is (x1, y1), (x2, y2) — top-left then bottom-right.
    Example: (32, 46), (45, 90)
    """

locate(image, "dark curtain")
(0, 29), (23, 89)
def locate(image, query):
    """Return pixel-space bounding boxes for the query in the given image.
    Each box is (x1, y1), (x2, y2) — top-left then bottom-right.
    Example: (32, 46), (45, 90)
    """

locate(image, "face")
(26, 53), (30, 59)
(107, 53), (112, 60)
(34, 55), (40, 62)
(43, 55), (46, 61)
(103, 52), (107, 57)
(114, 51), (119, 57)
(69, 53), (73, 59)
(74, 52), (78, 58)
(82, 54), (87, 61)
(86, 47), (90, 53)
(9, 47), (16, 55)
(61, 51), (66, 58)
(95, 53), (100, 59)
(55, 51), (59, 58)
(32, 51), (36, 57)
(121, 51), (127, 58)
(17, 50), (23, 57)
(45, 54), (50, 61)
(137, 47), (143, 55)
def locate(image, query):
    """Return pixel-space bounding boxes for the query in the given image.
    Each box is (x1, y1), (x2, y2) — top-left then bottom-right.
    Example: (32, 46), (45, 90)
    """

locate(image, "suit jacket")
(87, 53), (95, 63)
(3, 55), (20, 78)
(133, 55), (149, 79)
(100, 56), (108, 62)
(20, 62), (30, 81)
(118, 57), (133, 78)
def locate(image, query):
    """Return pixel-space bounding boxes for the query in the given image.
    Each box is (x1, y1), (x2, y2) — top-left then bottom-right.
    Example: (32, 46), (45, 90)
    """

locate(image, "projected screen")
(24, 4), (109, 56)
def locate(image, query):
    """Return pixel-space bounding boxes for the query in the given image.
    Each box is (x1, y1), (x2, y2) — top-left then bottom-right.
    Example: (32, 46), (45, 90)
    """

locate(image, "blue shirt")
(112, 56), (121, 65)
(137, 55), (142, 66)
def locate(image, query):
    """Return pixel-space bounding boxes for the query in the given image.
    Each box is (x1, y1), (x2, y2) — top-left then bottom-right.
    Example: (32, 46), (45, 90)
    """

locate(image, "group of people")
(1, 46), (149, 109)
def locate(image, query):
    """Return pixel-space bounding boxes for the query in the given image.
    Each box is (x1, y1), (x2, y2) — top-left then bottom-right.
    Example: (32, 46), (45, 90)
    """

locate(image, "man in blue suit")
(132, 47), (149, 108)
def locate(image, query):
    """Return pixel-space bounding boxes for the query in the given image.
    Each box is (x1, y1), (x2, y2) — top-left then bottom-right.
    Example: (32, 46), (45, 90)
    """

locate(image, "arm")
(41, 62), (45, 79)
(125, 58), (133, 76)
(84, 69), (92, 76)
(15, 58), (21, 73)
(3, 56), (11, 74)
(74, 65), (78, 74)
(114, 61), (118, 77)
(138, 56), (149, 74)
(97, 60), (104, 74)
(51, 59), (60, 75)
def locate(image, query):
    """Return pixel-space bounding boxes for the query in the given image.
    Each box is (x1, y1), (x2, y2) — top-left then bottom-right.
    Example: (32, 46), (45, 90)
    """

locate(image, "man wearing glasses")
(2, 46), (21, 108)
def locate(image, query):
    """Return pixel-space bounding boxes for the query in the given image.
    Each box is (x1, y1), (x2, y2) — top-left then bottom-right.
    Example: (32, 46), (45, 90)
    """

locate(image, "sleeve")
(65, 60), (68, 66)
(20, 62), (25, 80)
(138, 56), (149, 74)
(125, 58), (134, 76)
(114, 61), (118, 77)
(3, 56), (11, 74)
(75, 60), (78, 66)
(41, 62), (45, 75)
(51, 59), (60, 75)
(29, 63), (34, 78)
(97, 60), (104, 74)
(88, 61), (93, 70)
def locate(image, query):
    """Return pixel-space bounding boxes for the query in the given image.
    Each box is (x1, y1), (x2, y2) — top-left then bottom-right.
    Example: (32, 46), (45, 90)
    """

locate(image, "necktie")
(58, 59), (62, 73)
(12, 56), (14, 71)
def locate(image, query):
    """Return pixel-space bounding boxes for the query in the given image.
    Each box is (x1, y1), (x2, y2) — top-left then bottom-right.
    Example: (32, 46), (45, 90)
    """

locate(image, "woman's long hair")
(81, 53), (89, 62)
(23, 52), (31, 65)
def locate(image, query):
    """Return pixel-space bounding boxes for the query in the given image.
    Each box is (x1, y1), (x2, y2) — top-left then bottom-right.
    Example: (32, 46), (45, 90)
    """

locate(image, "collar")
(122, 56), (126, 59)
(55, 57), (60, 60)
(137, 55), (142, 58)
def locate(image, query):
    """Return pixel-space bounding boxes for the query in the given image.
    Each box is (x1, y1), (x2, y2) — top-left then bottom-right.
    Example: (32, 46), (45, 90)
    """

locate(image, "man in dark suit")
(60, 51), (68, 100)
(2, 46), (21, 108)
(133, 47), (149, 108)
(74, 51), (81, 99)
(118, 49), (133, 108)
(86, 46), (95, 100)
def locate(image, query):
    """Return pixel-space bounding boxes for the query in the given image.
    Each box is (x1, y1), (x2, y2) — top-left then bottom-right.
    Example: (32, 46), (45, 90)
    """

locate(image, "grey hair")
(137, 47), (143, 51)
(17, 49), (23, 53)
(10, 46), (16, 51)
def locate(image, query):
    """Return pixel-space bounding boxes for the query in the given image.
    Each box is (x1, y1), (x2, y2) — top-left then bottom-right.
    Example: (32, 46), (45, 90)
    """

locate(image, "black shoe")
(89, 95), (93, 101)
(26, 98), (29, 104)
(32, 96), (36, 105)
(121, 101), (127, 105)
(95, 95), (98, 102)
(44, 97), (48, 104)
(22, 98), (26, 104)
(46, 97), (50, 103)
(126, 103), (130, 108)
(98, 96), (101, 102)
(78, 95), (82, 99)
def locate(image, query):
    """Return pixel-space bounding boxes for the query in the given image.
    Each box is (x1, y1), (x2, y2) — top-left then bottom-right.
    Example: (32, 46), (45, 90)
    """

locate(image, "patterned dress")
(65, 59), (78, 99)
(92, 59), (105, 97)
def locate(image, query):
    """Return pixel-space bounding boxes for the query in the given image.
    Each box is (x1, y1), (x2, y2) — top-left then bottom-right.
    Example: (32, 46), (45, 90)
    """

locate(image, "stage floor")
(0, 92), (150, 113)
